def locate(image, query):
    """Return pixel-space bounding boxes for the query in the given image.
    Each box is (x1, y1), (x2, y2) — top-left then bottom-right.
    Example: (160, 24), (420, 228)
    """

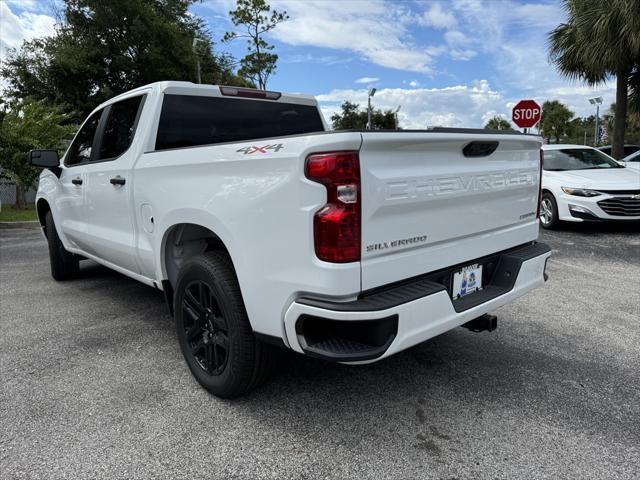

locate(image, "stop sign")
(512, 100), (541, 129)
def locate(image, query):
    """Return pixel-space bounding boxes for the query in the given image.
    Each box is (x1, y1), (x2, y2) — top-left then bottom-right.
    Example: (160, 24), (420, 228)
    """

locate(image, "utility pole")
(594, 104), (600, 146)
(394, 105), (401, 130)
(193, 37), (204, 84)
(589, 96), (603, 146)
(366, 88), (376, 130)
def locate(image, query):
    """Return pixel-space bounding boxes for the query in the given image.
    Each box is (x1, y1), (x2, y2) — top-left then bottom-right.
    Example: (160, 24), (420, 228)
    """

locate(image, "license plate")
(452, 263), (483, 299)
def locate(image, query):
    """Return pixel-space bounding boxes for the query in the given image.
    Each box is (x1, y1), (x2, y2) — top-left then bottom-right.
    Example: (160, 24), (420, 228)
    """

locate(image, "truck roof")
(97, 81), (318, 110)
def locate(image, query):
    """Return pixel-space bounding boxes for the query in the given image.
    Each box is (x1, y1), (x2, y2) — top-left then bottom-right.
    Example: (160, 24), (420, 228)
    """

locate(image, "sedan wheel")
(540, 193), (559, 229)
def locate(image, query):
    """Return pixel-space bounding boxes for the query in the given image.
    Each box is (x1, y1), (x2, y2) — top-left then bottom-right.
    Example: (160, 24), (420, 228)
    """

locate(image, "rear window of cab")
(155, 94), (325, 150)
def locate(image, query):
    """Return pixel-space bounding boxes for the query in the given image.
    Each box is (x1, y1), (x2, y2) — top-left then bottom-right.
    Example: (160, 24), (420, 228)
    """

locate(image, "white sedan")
(540, 144), (640, 228)
(618, 150), (640, 171)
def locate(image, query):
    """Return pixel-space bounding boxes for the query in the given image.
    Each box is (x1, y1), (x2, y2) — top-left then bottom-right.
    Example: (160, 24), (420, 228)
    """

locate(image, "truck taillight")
(537, 149), (544, 219)
(305, 151), (361, 263)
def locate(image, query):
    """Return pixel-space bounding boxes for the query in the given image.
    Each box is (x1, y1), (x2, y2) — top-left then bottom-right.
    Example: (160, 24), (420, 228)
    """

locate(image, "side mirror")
(27, 150), (60, 168)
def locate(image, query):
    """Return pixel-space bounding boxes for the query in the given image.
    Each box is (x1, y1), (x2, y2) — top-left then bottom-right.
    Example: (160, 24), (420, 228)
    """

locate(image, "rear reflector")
(219, 86), (281, 100)
(305, 151), (361, 263)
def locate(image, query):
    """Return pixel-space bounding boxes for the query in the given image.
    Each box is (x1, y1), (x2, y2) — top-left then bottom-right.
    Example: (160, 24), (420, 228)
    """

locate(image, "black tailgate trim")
(298, 278), (446, 312)
(297, 242), (550, 313)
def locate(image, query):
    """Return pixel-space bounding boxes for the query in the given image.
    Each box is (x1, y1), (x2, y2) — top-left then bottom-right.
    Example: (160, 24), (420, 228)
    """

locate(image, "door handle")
(72, 177), (83, 185)
(110, 176), (126, 186)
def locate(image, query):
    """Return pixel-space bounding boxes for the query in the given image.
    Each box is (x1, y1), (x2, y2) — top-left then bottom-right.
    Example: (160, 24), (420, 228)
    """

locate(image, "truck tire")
(174, 251), (278, 398)
(540, 192), (559, 229)
(45, 211), (79, 280)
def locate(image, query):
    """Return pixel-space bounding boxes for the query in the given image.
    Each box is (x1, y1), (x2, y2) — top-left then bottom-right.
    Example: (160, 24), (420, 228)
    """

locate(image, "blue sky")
(1, 0), (616, 129)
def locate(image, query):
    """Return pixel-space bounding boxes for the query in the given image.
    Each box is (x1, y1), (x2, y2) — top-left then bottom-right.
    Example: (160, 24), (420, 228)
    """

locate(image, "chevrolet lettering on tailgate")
(385, 170), (537, 200)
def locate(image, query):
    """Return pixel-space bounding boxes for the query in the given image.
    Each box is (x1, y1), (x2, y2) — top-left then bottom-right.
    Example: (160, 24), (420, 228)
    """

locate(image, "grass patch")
(0, 204), (38, 222)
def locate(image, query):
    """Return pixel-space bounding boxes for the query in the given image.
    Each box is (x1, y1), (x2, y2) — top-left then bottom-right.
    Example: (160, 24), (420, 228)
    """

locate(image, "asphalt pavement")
(1, 223), (639, 479)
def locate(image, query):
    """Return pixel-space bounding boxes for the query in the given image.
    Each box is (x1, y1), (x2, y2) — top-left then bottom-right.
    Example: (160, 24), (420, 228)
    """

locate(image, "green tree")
(1, 0), (249, 120)
(223, 0), (289, 90)
(484, 116), (512, 130)
(627, 112), (640, 145)
(331, 101), (363, 129)
(540, 100), (574, 143)
(331, 101), (396, 130)
(566, 115), (596, 145)
(605, 103), (640, 145)
(548, 0), (640, 158)
(0, 100), (77, 209)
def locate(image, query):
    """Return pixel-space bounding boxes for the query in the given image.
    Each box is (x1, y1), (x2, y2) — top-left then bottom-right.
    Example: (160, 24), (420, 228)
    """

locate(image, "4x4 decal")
(236, 143), (284, 155)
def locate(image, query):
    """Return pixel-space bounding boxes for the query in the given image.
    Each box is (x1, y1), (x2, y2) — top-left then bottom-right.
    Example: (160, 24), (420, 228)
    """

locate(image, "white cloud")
(205, 0), (563, 75)
(443, 30), (476, 60)
(508, 3), (565, 29)
(0, 2), (56, 60)
(264, 0), (437, 73)
(317, 80), (507, 129)
(483, 111), (512, 123)
(432, 1), (613, 118)
(444, 31), (467, 46)
(495, 40), (615, 117)
(539, 85), (615, 118)
(283, 53), (351, 65)
(206, 0), (610, 120)
(355, 77), (379, 84)
(419, 2), (457, 30)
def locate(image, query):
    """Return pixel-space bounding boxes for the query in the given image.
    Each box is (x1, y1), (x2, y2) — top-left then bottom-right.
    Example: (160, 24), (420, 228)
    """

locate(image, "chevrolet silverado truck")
(29, 82), (551, 397)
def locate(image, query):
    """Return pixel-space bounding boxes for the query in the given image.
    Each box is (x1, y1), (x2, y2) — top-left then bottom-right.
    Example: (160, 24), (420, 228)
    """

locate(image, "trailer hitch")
(462, 314), (497, 333)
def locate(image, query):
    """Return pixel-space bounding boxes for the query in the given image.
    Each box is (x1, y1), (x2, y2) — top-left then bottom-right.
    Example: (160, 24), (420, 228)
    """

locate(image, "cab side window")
(65, 109), (103, 166)
(96, 95), (144, 161)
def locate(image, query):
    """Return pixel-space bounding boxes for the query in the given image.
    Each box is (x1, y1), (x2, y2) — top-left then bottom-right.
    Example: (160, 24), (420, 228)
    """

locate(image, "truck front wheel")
(174, 251), (278, 398)
(45, 211), (79, 280)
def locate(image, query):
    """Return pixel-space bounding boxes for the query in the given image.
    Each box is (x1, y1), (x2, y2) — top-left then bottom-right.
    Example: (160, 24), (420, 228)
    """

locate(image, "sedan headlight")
(561, 187), (602, 197)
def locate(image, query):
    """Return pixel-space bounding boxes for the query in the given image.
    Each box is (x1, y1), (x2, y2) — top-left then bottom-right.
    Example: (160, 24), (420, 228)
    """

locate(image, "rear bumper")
(284, 242), (551, 363)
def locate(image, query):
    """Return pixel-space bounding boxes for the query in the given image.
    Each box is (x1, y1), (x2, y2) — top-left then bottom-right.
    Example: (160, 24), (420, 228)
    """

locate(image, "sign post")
(512, 100), (541, 133)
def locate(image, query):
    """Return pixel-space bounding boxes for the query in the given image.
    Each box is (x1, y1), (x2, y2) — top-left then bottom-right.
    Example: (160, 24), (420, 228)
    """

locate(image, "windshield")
(624, 151), (640, 163)
(543, 148), (622, 171)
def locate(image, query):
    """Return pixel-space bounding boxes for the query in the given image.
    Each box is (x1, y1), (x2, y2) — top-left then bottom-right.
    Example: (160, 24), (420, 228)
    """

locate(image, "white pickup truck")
(30, 81), (550, 397)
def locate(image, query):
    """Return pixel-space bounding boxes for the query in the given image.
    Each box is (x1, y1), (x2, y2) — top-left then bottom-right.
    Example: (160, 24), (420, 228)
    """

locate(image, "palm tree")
(484, 116), (512, 130)
(548, 0), (640, 159)
(540, 100), (573, 143)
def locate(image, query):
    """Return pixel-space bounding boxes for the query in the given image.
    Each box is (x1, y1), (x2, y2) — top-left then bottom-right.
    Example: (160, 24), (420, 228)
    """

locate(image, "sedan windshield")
(543, 148), (623, 171)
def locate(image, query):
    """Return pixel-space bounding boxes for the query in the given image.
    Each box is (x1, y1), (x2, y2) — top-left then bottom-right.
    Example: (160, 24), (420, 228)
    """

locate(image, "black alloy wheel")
(174, 251), (279, 398)
(182, 280), (229, 375)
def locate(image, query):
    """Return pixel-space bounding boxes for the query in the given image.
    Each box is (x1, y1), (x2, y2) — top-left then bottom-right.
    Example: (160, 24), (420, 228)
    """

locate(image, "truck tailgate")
(359, 131), (542, 290)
